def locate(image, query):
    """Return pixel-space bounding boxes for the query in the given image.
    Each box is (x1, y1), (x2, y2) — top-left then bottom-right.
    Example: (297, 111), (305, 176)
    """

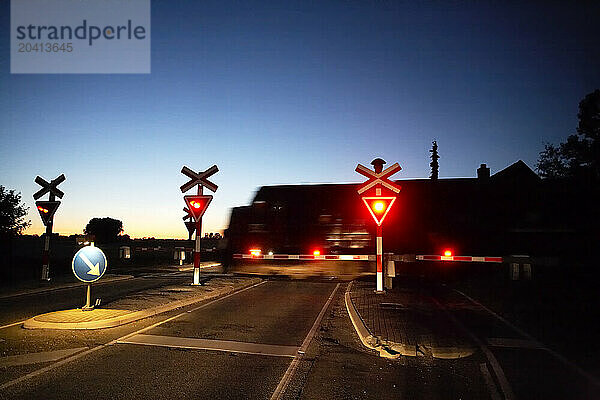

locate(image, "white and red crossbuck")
(356, 162), (402, 194)
(355, 159), (402, 293)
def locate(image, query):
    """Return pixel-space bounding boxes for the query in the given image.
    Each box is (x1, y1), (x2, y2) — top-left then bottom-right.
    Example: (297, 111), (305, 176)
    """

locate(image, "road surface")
(1, 277), (597, 399)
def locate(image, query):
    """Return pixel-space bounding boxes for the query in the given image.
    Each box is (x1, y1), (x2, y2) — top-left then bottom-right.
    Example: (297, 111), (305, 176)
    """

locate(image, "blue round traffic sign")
(72, 246), (108, 283)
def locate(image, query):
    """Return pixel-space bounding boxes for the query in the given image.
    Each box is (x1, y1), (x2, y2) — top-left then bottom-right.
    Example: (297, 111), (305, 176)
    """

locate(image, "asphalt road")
(429, 281), (600, 400)
(1, 276), (597, 399)
(0, 280), (338, 399)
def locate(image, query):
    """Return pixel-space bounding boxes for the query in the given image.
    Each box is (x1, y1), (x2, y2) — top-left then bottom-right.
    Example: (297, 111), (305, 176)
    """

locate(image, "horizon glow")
(1, 1), (598, 239)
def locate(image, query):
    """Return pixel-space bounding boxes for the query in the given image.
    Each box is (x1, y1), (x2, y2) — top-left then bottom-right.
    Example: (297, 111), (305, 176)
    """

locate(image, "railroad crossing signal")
(355, 158), (402, 293)
(184, 195), (213, 222)
(33, 173), (66, 281)
(362, 197), (396, 226)
(35, 201), (61, 226)
(180, 165), (219, 193)
(356, 163), (402, 194)
(180, 164), (219, 286)
(33, 174), (66, 200)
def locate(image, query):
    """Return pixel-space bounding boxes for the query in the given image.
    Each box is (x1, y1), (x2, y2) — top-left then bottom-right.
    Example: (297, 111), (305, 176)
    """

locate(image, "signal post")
(180, 165), (218, 285)
(356, 158), (401, 292)
(33, 174), (66, 281)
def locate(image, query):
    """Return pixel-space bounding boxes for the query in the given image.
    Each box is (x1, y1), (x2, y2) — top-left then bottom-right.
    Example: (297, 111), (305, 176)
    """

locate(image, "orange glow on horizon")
(24, 225), (225, 240)
(24, 204), (227, 240)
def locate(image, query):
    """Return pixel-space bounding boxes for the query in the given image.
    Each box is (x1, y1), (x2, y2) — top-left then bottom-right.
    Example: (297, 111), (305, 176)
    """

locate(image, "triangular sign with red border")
(362, 196), (396, 226)
(184, 195), (212, 222)
(36, 201), (61, 226)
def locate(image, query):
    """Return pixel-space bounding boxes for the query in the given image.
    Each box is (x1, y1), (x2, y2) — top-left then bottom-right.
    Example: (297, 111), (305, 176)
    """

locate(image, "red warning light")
(250, 248), (261, 257)
(313, 250), (321, 256)
(362, 196), (396, 225)
(443, 249), (453, 257)
(183, 195), (213, 222)
(35, 200), (60, 226)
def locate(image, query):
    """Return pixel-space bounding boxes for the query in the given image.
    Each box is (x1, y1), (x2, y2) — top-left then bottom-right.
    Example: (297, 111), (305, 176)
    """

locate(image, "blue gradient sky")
(1, 1), (598, 238)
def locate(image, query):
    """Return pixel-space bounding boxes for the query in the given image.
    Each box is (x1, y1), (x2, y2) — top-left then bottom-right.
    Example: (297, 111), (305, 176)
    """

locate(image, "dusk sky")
(1, 1), (598, 239)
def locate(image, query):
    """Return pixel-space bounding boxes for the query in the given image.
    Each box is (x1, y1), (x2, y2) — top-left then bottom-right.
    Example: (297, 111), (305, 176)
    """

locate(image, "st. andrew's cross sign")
(355, 158), (401, 293)
(33, 173), (66, 281)
(180, 164), (219, 285)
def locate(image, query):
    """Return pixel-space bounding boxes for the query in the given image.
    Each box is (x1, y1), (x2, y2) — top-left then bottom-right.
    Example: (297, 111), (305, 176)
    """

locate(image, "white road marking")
(0, 320), (26, 330)
(0, 348), (87, 368)
(0, 280), (266, 391)
(480, 363), (502, 400)
(454, 288), (600, 389)
(270, 283), (340, 400)
(118, 334), (298, 357)
(487, 337), (545, 350)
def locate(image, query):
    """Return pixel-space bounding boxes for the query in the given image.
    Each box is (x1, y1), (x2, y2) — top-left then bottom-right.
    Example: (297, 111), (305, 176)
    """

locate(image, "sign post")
(33, 174), (66, 281)
(180, 165), (218, 285)
(72, 244), (107, 310)
(356, 158), (401, 293)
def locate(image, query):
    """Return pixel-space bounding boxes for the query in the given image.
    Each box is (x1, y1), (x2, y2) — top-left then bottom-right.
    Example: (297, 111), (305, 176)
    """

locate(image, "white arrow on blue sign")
(72, 246), (108, 283)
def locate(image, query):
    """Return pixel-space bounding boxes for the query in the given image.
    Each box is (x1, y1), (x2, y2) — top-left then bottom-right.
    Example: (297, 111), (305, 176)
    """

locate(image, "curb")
(345, 281), (402, 359)
(344, 281), (474, 359)
(23, 278), (261, 330)
(0, 275), (135, 300)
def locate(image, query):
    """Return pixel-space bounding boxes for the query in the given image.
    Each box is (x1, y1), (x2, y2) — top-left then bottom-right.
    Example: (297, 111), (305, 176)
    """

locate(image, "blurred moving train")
(225, 161), (596, 265)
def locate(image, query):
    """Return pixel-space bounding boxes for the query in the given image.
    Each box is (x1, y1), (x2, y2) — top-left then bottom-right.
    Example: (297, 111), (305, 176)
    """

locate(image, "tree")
(536, 143), (567, 179)
(537, 89), (600, 180)
(429, 140), (439, 180)
(84, 217), (124, 243)
(0, 186), (30, 236)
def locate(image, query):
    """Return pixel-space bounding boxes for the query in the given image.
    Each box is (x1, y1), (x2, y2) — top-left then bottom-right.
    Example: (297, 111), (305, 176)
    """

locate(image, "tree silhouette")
(0, 186), (30, 236)
(84, 217), (124, 243)
(537, 89), (600, 181)
(429, 140), (439, 180)
(536, 143), (567, 179)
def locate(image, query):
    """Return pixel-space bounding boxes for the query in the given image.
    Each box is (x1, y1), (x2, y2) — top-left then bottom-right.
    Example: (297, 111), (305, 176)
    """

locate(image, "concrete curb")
(344, 281), (474, 360)
(344, 282), (378, 350)
(23, 278), (261, 330)
(345, 281), (402, 359)
(0, 275), (135, 300)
